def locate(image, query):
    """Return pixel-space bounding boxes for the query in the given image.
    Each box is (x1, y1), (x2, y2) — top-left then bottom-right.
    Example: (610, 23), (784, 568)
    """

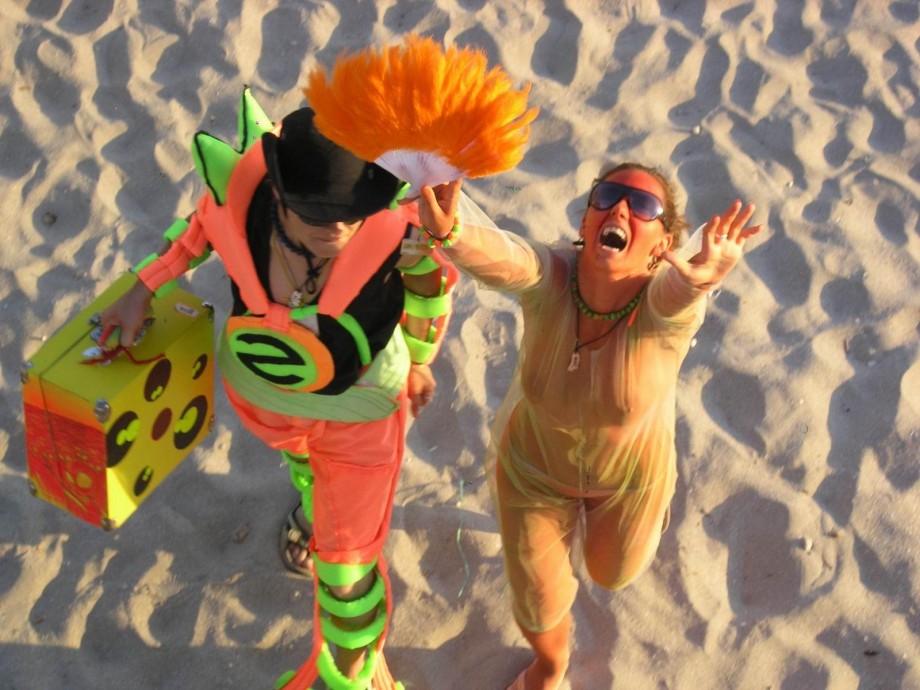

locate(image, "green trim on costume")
(192, 134), (242, 205)
(274, 670), (296, 689)
(134, 252), (160, 273)
(400, 254), (440, 276)
(132, 251), (178, 298)
(403, 286), (450, 319)
(387, 181), (411, 210)
(320, 606), (388, 650)
(162, 218), (212, 270)
(132, 219), (211, 297)
(289, 304), (319, 320)
(163, 218), (190, 242)
(317, 575), (385, 619)
(312, 557), (377, 587)
(277, 644), (406, 690)
(281, 450), (309, 463)
(187, 248), (212, 270)
(403, 329), (438, 364)
(238, 86), (273, 151)
(283, 451), (314, 523)
(289, 306), (371, 367)
(317, 643), (378, 690)
(336, 313), (371, 365)
(191, 86), (274, 205)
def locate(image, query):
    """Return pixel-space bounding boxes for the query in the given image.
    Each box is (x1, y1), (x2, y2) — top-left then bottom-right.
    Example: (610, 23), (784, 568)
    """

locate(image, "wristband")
(421, 218), (461, 248)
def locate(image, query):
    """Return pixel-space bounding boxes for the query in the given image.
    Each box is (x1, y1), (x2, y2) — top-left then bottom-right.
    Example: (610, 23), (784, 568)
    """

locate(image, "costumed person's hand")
(98, 277), (155, 348)
(419, 179), (463, 240)
(661, 200), (762, 290)
(408, 363), (437, 418)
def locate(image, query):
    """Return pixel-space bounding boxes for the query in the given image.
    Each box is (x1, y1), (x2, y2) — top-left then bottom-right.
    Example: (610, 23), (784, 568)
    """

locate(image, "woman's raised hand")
(661, 200), (762, 290)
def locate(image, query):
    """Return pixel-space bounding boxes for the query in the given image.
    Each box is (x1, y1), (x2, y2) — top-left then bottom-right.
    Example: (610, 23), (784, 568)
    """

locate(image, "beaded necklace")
(567, 268), (645, 372)
(570, 269), (644, 321)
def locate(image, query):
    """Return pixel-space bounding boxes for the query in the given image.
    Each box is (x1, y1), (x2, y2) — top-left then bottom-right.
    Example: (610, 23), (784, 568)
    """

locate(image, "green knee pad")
(283, 451), (314, 523)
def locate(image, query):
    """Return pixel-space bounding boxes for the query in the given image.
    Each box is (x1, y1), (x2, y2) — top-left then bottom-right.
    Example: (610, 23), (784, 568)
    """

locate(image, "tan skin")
(419, 173), (761, 690)
(100, 198), (442, 682)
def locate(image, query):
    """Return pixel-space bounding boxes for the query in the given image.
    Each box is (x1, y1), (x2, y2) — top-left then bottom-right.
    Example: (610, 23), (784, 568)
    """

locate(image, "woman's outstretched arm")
(417, 180), (543, 292)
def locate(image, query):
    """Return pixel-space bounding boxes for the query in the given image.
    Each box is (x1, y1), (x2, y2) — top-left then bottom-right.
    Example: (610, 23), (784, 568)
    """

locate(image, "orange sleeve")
(136, 211), (210, 291)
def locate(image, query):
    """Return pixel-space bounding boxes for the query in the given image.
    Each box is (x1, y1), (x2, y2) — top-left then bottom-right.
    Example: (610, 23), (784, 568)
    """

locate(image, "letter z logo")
(234, 332), (311, 386)
(226, 317), (335, 392)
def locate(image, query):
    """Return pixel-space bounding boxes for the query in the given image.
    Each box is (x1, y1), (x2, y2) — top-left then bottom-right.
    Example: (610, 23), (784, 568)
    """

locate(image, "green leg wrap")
(283, 450), (314, 523)
(315, 562), (386, 650)
(317, 576), (386, 620)
(311, 557), (395, 690)
(316, 644), (378, 690)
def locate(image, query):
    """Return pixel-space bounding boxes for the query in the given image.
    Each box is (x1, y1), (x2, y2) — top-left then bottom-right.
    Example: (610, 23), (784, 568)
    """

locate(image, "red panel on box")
(25, 402), (108, 526)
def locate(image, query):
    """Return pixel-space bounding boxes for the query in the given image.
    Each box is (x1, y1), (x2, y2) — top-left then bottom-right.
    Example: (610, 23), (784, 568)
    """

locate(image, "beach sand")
(2, 1), (918, 688)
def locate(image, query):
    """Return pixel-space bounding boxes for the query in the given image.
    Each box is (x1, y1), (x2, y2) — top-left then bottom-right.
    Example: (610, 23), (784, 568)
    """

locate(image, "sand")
(2, 1), (919, 689)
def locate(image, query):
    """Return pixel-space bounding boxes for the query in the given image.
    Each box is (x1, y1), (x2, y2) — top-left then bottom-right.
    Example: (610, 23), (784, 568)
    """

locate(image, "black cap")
(262, 107), (400, 224)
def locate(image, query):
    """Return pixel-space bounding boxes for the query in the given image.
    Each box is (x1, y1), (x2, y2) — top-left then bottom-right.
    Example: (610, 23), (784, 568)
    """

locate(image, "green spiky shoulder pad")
(191, 87), (274, 205)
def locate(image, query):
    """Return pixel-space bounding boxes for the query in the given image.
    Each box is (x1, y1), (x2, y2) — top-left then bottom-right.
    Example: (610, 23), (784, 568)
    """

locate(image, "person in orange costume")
(100, 93), (457, 690)
(417, 164), (761, 690)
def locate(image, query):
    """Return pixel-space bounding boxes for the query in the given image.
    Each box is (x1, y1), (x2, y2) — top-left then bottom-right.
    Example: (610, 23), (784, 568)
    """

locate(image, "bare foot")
(507, 661), (565, 690)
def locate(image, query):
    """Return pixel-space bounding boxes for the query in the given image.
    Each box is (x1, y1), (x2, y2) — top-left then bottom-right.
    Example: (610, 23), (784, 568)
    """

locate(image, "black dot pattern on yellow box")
(106, 411), (139, 468)
(174, 395), (209, 451)
(144, 359), (172, 402)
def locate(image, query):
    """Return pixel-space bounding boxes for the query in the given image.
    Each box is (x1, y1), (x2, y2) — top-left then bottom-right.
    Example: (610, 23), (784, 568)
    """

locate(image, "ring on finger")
(716, 233), (729, 239)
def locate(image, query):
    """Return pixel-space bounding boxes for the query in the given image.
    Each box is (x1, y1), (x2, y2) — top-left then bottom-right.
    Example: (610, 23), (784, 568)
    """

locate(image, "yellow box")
(22, 273), (214, 529)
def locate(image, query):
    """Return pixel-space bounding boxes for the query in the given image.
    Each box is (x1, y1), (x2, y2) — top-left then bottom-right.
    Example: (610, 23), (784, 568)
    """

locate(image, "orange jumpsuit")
(137, 138), (426, 567)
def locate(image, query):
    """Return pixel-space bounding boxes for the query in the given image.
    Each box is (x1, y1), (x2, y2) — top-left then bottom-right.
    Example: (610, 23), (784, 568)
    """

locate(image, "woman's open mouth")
(599, 225), (627, 251)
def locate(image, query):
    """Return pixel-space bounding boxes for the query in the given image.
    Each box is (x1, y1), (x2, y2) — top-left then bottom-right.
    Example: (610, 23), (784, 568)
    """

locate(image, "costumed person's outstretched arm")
(98, 213), (210, 348)
(100, 86), (270, 351)
(417, 180), (543, 292)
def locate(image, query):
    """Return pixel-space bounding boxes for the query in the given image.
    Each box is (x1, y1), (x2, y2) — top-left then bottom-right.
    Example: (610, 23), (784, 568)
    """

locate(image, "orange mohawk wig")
(304, 34), (538, 192)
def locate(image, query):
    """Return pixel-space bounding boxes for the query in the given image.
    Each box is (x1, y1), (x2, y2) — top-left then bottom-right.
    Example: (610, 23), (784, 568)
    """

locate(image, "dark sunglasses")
(588, 181), (665, 223)
(283, 206), (324, 226)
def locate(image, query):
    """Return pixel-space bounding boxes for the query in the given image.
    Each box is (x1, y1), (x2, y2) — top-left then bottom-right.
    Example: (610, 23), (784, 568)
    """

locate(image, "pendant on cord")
(288, 290), (304, 308)
(567, 351), (580, 372)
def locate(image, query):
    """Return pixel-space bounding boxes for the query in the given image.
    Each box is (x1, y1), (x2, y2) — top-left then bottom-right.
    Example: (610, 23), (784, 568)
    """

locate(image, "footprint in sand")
(14, 29), (79, 126)
(715, 490), (802, 614)
(532, 1), (581, 86)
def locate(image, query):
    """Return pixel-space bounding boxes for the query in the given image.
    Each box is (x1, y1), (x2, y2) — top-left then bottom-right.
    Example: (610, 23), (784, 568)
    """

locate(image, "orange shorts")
(224, 381), (407, 566)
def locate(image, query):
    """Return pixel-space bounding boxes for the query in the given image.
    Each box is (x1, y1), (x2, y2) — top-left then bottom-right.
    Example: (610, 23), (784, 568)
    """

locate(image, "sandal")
(279, 502), (313, 577)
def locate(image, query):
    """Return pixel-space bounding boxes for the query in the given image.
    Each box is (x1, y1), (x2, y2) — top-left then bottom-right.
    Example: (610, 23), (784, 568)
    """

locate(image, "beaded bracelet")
(421, 218), (461, 248)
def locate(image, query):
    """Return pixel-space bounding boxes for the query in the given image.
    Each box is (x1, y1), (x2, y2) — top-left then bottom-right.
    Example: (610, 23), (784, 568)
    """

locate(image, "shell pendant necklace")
(272, 234), (313, 307)
(567, 269), (644, 372)
(271, 203), (329, 307)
